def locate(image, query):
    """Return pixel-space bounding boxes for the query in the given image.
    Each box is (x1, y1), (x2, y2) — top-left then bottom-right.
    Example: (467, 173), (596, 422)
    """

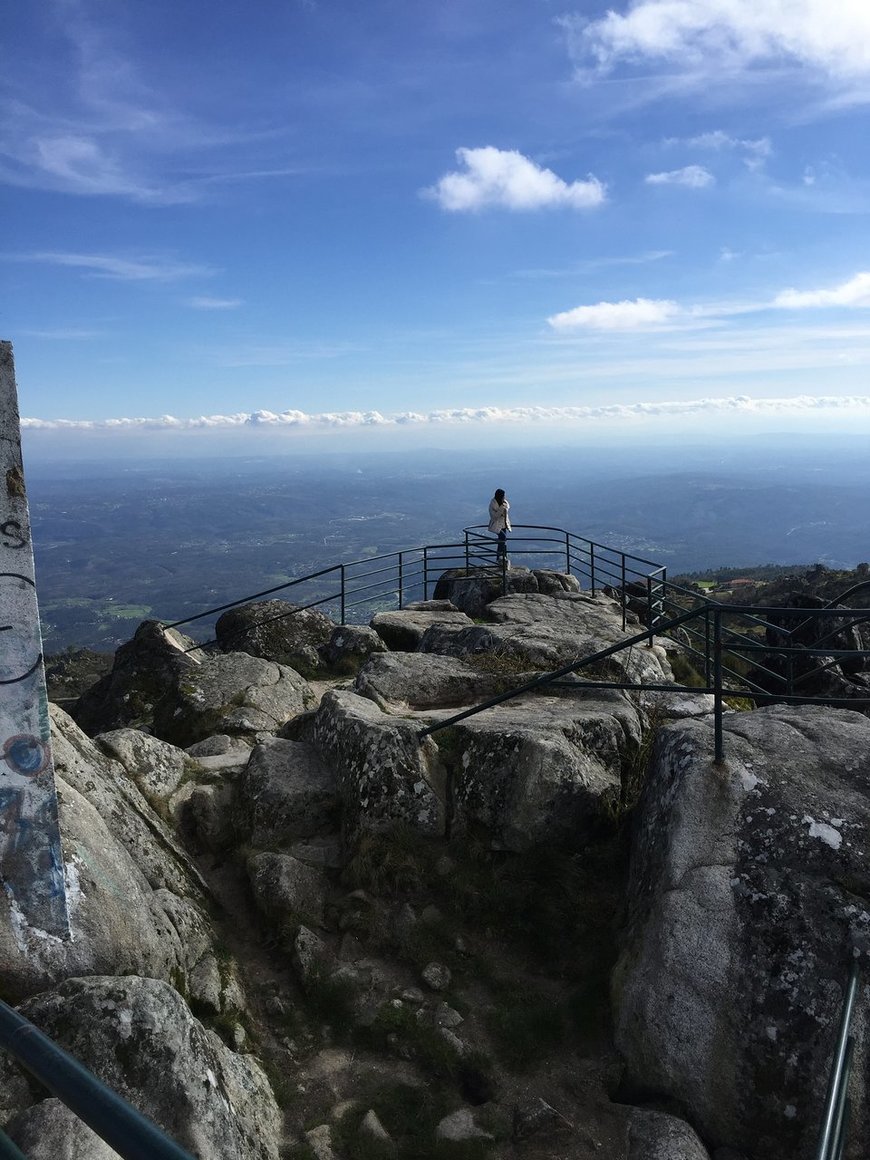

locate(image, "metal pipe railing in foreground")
(0, 998), (195, 1160)
(815, 962), (861, 1160)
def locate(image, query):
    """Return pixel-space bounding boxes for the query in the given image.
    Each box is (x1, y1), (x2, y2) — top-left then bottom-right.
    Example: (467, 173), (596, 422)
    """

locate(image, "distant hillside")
(672, 561), (870, 605)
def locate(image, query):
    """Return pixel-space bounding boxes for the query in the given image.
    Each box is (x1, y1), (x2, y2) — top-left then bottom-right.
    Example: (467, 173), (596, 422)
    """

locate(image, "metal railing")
(160, 525), (870, 763)
(418, 594), (870, 763)
(0, 997), (194, 1160)
(815, 962), (861, 1160)
(461, 524), (666, 630)
(165, 524), (667, 643)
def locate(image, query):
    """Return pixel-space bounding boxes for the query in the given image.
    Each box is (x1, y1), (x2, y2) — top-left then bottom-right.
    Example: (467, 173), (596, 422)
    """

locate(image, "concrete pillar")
(0, 342), (69, 937)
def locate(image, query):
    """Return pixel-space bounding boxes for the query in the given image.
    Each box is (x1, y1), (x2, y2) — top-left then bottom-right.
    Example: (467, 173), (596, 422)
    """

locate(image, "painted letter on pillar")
(0, 342), (69, 937)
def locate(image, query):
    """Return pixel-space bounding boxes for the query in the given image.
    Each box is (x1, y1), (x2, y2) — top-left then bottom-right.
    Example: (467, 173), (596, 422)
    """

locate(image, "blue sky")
(5, 0), (870, 451)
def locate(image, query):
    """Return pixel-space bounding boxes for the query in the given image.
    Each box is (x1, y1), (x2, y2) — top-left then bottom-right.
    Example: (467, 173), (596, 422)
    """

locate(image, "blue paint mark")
(3, 735), (48, 776)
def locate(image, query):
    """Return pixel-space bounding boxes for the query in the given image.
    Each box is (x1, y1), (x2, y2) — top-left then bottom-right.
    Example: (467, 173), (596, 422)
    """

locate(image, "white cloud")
(566, 1), (870, 84)
(16, 252), (215, 281)
(774, 271), (870, 308)
(645, 165), (714, 188)
(426, 146), (605, 212)
(668, 131), (771, 169)
(20, 328), (102, 340)
(548, 298), (681, 331)
(21, 395), (870, 433)
(189, 296), (242, 310)
(547, 270), (870, 332)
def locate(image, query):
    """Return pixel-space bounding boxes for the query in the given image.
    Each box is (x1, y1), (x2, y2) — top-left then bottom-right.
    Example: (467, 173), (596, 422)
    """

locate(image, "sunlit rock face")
(432, 566), (581, 619)
(0, 706), (218, 1006)
(613, 705), (870, 1160)
(418, 590), (672, 685)
(216, 598), (336, 674)
(313, 688), (447, 840)
(71, 618), (315, 744)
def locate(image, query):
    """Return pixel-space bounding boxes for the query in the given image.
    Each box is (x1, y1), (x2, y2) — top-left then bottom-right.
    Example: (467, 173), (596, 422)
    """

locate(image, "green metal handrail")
(0, 998), (195, 1160)
(815, 962), (861, 1160)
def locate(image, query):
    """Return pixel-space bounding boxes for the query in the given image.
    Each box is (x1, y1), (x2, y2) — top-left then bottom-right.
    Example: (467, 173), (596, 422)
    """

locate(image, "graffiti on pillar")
(0, 342), (69, 937)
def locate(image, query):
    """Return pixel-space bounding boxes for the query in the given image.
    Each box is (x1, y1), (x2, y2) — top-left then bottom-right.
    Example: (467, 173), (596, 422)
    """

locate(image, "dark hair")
(494, 488), (505, 503)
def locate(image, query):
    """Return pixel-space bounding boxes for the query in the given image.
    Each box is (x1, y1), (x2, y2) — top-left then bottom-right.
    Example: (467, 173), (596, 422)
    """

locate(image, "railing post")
(647, 575), (654, 647)
(704, 605), (712, 687)
(590, 542), (596, 596)
(465, 532), (470, 574)
(713, 608), (725, 764)
(501, 550), (507, 596)
(620, 554), (627, 631)
(340, 563), (346, 624)
(398, 552), (404, 610)
(423, 547), (429, 600)
(565, 530), (570, 576)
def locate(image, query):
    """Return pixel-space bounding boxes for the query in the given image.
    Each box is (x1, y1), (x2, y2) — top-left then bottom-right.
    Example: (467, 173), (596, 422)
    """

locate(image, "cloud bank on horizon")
(22, 395), (870, 435)
(4, 0), (870, 433)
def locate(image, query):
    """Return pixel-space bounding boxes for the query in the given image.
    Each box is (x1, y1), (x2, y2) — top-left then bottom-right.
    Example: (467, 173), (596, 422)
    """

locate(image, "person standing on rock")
(488, 488), (511, 565)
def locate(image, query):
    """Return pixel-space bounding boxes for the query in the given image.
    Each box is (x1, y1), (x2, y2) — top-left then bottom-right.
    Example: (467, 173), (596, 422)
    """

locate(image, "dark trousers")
(497, 530), (507, 560)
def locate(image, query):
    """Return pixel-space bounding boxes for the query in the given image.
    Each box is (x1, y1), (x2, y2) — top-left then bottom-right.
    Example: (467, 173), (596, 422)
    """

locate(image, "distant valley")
(26, 437), (870, 654)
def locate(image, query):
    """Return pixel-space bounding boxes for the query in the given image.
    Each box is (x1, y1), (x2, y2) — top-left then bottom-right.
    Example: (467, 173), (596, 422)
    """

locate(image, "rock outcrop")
(433, 565), (580, 618)
(370, 607), (476, 651)
(72, 620), (201, 735)
(0, 706), (216, 1003)
(0, 976), (282, 1160)
(152, 651), (315, 746)
(16, 564), (870, 1160)
(613, 705), (870, 1160)
(419, 591), (672, 685)
(312, 689), (446, 838)
(216, 598), (336, 673)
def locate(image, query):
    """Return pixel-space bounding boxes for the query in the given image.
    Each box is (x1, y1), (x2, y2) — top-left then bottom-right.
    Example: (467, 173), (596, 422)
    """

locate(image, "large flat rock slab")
(370, 609), (475, 651)
(354, 652), (510, 710)
(419, 591), (672, 685)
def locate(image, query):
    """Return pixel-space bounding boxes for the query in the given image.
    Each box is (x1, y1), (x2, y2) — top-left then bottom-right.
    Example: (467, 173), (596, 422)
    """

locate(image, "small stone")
(438, 1026), (467, 1056)
(434, 1002), (464, 1028)
(360, 1109), (393, 1148)
(231, 1023), (247, 1051)
(293, 925), (331, 987)
(306, 1123), (339, 1160)
(435, 1108), (494, 1142)
(421, 904), (443, 925)
(421, 961), (451, 991)
(399, 986), (426, 1005)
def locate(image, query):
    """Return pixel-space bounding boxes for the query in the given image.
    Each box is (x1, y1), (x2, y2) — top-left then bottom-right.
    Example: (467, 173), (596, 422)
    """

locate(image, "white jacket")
(488, 498), (511, 533)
